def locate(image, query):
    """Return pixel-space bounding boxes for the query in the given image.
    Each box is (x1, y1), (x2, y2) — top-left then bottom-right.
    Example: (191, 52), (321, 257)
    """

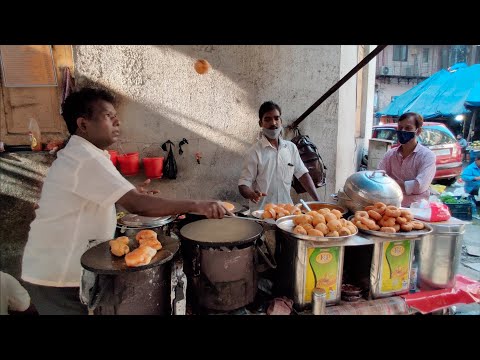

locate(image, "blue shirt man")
(461, 154), (480, 195)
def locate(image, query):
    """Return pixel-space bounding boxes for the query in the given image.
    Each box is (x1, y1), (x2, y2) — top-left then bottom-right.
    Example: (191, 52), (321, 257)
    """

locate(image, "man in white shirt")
(238, 101), (320, 212)
(0, 271), (33, 315)
(22, 87), (231, 315)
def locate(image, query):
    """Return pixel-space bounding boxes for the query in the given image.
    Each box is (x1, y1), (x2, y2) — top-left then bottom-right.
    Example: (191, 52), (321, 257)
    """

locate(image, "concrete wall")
(74, 45), (353, 204)
(376, 81), (412, 115)
(362, 45), (378, 148)
(354, 45), (379, 171)
(334, 45), (358, 194)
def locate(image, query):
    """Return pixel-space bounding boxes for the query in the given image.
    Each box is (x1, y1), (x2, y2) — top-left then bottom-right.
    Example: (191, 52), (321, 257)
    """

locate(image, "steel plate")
(347, 215), (433, 239)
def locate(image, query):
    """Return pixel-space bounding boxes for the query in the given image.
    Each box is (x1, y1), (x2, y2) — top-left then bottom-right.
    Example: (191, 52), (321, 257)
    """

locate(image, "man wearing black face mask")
(377, 112), (436, 207)
(238, 101), (320, 211)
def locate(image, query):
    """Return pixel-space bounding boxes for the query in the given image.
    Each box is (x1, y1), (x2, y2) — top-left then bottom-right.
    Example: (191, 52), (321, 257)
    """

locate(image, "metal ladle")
(300, 199), (312, 212)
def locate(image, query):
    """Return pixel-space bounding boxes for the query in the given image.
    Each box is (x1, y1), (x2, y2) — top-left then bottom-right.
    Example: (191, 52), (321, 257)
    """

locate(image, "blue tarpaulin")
(465, 81), (480, 108)
(376, 63), (480, 118)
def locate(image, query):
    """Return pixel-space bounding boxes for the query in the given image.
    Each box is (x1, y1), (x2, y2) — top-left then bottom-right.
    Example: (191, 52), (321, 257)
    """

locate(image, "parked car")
(371, 122), (462, 185)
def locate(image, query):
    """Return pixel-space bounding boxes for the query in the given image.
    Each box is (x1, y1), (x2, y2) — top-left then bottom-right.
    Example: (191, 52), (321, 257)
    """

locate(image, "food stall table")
(274, 217), (433, 311)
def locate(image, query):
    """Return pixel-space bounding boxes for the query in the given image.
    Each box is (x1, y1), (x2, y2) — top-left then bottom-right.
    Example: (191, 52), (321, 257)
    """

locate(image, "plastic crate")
(444, 201), (472, 221)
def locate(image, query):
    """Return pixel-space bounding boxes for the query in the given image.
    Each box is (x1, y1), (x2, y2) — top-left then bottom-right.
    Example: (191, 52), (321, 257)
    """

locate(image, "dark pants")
(468, 187), (479, 197)
(23, 283), (88, 315)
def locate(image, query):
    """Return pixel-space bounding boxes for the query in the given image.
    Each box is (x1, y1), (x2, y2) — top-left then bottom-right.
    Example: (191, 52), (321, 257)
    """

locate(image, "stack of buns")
(109, 229), (162, 267)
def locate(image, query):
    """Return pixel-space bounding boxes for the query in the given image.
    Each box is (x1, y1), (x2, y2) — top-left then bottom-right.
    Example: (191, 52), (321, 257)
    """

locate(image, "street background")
(437, 162), (480, 314)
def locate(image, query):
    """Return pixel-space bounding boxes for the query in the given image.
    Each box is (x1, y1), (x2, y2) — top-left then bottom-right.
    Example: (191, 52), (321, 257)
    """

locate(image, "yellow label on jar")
(305, 247), (340, 302)
(380, 240), (411, 294)
(390, 245), (405, 257)
(316, 252), (333, 264)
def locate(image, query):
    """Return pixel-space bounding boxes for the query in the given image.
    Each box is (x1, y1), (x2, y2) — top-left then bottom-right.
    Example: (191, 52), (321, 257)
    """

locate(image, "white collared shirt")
(21, 135), (135, 287)
(239, 135), (308, 211)
(0, 271), (30, 315)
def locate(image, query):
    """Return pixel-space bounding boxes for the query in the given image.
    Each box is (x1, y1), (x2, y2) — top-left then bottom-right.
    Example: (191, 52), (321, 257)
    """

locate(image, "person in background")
(238, 101), (320, 212)
(0, 271), (37, 315)
(456, 134), (468, 162)
(378, 112), (436, 207)
(461, 152), (480, 215)
(21, 87), (232, 315)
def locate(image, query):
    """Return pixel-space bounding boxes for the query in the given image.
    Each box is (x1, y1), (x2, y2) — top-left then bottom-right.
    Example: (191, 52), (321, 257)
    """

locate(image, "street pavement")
(434, 163), (480, 314)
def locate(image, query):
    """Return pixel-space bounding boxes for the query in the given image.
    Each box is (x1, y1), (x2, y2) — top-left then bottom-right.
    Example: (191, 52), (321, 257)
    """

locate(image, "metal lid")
(118, 213), (173, 227)
(80, 236), (180, 274)
(312, 288), (326, 298)
(179, 218), (263, 246)
(343, 170), (403, 207)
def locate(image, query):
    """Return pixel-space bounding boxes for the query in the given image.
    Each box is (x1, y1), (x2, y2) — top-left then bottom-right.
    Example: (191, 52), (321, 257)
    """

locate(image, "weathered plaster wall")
(377, 81), (411, 114)
(335, 45), (359, 193)
(73, 45), (350, 204)
(362, 45), (378, 149)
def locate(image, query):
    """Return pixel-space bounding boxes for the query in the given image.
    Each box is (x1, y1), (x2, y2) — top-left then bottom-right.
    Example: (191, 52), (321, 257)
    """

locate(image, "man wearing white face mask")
(238, 101), (320, 211)
(378, 112), (436, 207)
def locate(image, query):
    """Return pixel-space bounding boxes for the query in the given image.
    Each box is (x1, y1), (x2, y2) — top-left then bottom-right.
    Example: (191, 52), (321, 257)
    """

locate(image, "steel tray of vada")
(295, 201), (347, 216)
(347, 215), (433, 239)
(276, 215), (358, 242)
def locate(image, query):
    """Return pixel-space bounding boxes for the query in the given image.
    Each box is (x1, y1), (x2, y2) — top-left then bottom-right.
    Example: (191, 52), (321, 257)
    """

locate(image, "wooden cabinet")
(0, 45), (73, 145)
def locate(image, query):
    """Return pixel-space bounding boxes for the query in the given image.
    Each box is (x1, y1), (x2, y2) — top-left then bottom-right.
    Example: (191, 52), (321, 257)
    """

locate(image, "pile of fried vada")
(353, 202), (424, 233)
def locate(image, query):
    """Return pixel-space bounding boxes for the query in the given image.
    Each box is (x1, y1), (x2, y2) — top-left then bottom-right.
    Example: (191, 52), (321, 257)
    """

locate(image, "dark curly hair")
(259, 101), (281, 120)
(61, 87), (116, 135)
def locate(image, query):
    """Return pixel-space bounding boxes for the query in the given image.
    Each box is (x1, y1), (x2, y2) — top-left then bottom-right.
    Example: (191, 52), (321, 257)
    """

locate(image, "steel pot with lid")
(116, 213), (175, 238)
(342, 170), (403, 212)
